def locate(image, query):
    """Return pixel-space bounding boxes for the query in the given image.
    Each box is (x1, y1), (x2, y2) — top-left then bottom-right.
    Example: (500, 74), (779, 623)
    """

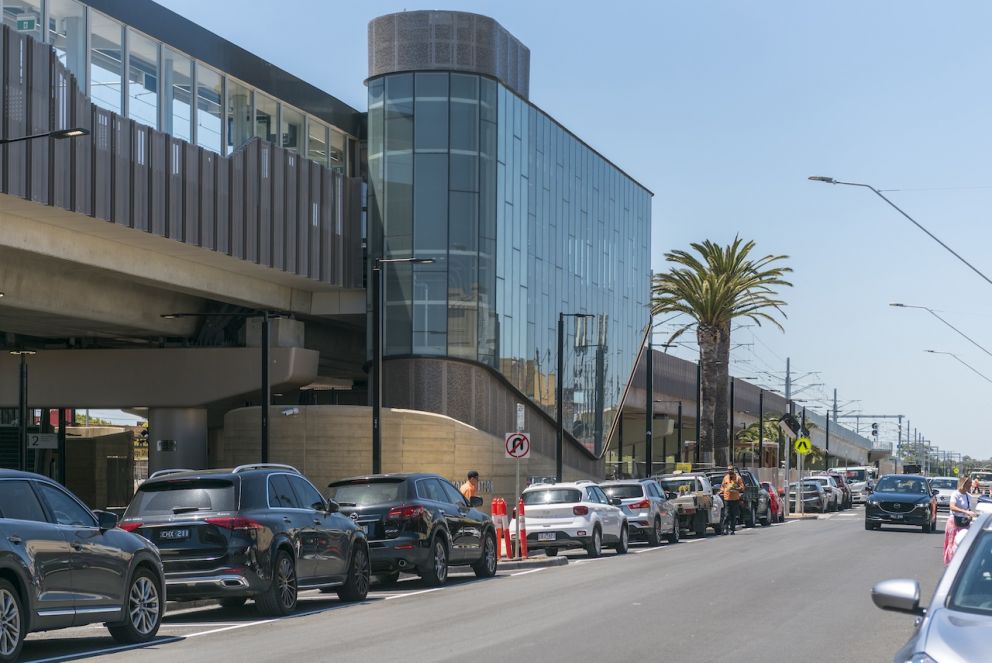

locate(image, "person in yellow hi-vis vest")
(721, 466), (744, 535)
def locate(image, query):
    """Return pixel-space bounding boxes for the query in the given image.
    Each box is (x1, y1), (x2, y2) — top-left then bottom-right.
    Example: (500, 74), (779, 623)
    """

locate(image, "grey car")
(601, 479), (679, 546)
(872, 512), (992, 662)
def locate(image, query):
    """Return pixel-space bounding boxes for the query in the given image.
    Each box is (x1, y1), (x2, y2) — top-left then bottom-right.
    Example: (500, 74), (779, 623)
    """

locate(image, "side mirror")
(326, 499), (340, 514)
(96, 510), (118, 531)
(610, 497), (622, 506)
(666, 492), (678, 501)
(470, 496), (484, 508)
(871, 579), (924, 616)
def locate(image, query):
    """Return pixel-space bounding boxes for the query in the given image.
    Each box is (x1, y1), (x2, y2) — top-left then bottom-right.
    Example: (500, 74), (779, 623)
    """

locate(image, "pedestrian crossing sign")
(794, 436), (812, 455)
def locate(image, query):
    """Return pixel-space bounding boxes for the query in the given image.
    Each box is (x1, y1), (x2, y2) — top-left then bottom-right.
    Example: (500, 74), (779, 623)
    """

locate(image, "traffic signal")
(871, 422), (879, 437)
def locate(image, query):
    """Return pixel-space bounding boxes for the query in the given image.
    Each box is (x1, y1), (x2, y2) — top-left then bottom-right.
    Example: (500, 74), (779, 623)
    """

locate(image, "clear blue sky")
(154, 0), (992, 460)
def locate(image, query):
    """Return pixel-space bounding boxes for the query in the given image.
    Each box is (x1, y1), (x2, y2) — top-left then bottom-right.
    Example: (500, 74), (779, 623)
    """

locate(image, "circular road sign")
(794, 436), (812, 456)
(504, 432), (531, 459)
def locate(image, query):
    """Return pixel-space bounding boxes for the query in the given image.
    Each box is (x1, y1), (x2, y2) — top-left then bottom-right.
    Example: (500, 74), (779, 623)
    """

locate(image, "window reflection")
(254, 92), (278, 144)
(195, 63), (222, 153)
(281, 104), (304, 152)
(308, 120), (329, 166)
(162, 48), (191, 142)
(226, 78), (252, 151)
(3, 0), (42, 42)
(89, 11), (123, 113)
(126, 28), (158, 129)
(47, 0), (86, 86)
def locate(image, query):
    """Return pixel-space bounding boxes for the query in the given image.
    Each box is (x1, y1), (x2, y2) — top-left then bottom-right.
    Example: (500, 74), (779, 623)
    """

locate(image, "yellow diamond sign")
(794, 436), (812, 455)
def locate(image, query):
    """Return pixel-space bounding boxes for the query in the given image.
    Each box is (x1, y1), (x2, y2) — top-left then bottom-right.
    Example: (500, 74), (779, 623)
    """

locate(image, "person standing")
(721, 466), (744, 535)
(460, 470), (480, 501)
(945, 476), (978, 564)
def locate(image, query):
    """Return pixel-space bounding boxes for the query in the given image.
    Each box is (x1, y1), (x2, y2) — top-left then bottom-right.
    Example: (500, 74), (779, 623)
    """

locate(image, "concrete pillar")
(148, 408), (208, 474)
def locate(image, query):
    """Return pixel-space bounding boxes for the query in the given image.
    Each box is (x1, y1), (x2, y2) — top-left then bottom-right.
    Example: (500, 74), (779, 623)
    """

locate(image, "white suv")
(509, 482), (628, 558)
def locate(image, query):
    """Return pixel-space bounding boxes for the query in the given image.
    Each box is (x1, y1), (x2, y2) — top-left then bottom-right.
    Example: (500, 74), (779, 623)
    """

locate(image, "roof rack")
(147, 468), (195, 480)
(232, 463), (300, 474)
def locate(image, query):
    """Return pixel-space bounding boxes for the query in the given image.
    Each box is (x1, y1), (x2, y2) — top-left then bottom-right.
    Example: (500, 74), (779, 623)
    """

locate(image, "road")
(22, 507), (946, 663)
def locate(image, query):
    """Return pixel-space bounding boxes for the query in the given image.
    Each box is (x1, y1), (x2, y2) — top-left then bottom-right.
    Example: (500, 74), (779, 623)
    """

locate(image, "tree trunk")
(697, 324), (720, 465)
(713, 322), (732, 466)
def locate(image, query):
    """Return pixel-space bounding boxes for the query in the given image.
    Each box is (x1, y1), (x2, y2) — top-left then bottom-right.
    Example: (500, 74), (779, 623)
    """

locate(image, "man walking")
(721, 466), (744, 535)
(460, 470), (480, 501)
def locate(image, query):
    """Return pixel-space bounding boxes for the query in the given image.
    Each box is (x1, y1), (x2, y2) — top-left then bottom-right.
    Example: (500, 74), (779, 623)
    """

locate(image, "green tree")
(652, 237), (792, 466)
(733, 416), (783, 465)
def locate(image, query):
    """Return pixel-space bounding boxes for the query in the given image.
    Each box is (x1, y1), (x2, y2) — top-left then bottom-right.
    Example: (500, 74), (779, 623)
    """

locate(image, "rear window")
(661, 478), (699, 494)
(602, 485), (644, 499)
(972, 473), (992, 482)
(931, 479), (957, 490)
(126, 479), (236, 517)
(843, 469), (868, 481)
(328, 480), (405, 506)
(522, 489), (582, 505)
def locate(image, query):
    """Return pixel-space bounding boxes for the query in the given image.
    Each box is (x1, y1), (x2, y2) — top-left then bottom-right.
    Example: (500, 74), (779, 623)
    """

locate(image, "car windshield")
(972, 473), (992, 482)
(874, 477), (928, 494)
(126, 479), (236, 517)
(791, 482), (819, 491)
(603, 485), (644, 499)
(948, 530), (992, 616)
(327, 480), (405, 506)
(931, 479), (958, 490)
(661, 479), (698, 494)
(523, 489), (582, 505)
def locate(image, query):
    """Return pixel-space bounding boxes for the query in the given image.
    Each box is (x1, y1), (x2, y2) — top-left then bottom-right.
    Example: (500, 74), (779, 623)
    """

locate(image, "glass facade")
(11, 0), (354, 169)
(369, 73), (652, 454)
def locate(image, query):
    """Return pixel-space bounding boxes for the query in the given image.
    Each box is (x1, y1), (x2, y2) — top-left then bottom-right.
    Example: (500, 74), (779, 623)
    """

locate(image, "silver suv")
(601, 479), (679, 546)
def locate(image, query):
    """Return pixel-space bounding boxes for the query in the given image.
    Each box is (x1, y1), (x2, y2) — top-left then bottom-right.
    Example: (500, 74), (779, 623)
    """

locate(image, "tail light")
(627, 500), (650, 510)
(387, 505), (426, 520)
(573, 505), (589, 516)
(119, 522), (142, 532)
(205, 517), (263, 531)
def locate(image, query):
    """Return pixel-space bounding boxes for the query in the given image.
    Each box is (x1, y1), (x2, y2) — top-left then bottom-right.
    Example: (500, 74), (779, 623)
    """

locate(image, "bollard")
(492, 497), (504, 558)
(517, 498), (528, 559)
(498, 498), (512, 559)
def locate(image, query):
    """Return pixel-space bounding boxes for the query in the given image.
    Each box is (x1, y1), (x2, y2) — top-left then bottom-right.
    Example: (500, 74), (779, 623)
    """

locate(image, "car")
(831, 466), (877, 504)
(509, 482), (628, 558)
(929, 476), (958, 511)
(120, 464), (370, 615)
(824, 472), (853, 509)
(0, 470), (166, 660)
(970, 470), (992, 495)
(864, 474), (938, 532)
(872, 512), (992, 662)
(327, 473), (497, 586)
(706, 468), (772, 527)
(601, 479), (679, 546)
(804, 475), (843, 512)
(760, 481), (785, 523)
(656, 473), (723, 536)
(788, 480), (829, 513)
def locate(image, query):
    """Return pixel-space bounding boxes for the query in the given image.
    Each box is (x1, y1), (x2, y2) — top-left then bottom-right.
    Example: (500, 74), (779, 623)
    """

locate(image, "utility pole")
(832, 388), (838, 423)
(785, 357), (791, 401)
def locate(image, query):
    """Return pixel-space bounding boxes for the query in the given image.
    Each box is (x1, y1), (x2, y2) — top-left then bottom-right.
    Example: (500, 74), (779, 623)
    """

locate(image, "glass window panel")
(450, 152), (478, 193)
(162, 48), (192, 142)
(195, 63), (222, 152)
(329, 129), (346, 173)
(226, 78), (252, 151)
(414, 72), (448, 152)
(3, 0), (41, 42)
(47, 0), (86, 86)
(447, 253), (478, 360)
(449, 190), (478, 253)
(307, 120), (328, 165)
(385, 263), (412, 355)
(414, 153), (447, 256)
(450, 74), (479, 153)
(254, 92), (278, 144)
(281, 104), (304, 152)
(413, 268), (447, 355)
(89, 11), (123, 114)
(126, 29), (159, 129)
(384, 151), (412, 256)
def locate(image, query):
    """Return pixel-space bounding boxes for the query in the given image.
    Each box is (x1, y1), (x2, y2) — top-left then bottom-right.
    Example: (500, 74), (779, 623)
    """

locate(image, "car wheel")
(586, 527), (603, 558)
(666, 520), (680, 544)
(472, 531), (498, 578)
(0, 579), (25, 663)
(107, 568), (162, 644)
(218, 597), (248, 609)
(712, 521), (723, 535)
(745, 506), (757, 528)
(922, 519), (932, 534)
(256, 550), (298, 616)
(694, 512), (707, 537)
(420, 535), (449, 586)
(864, 521), (873, 531)
(647, 517), (662, 547)
(544, 548), (558, 557)
(614, 525), (629, 554)
(337, 544), (371, 602)
(375, 572), (400, 587)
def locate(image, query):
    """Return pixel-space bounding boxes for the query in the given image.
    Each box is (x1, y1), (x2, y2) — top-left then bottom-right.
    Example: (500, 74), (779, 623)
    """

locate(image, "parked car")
(327, 473), (497, 586)
(969, 470), (992, 495)
(120, 464), (370, 615)
(831, 466), (877, 504)
(602, 479), (679, 546)
(824, 472), (853, 509)
(864, 474), (938, 532)
(929, 476), (958, 511)
(656, 473), (723, 536)
(789, 480), (829, 513)
(0, 470), (165, 660)
(872, 512), (992, 662)
(706, 468), (771, 527)
(805, 475), (843, 512)
(509, 482), (627, 557)
(760, 481), (785, 523)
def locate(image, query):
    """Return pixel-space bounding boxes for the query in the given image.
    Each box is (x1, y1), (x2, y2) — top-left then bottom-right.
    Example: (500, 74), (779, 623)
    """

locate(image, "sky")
(150, 0), (992, 459)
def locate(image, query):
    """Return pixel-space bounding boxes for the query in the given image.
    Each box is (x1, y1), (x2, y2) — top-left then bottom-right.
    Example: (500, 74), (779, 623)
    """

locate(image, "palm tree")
(734, 416), (783, 466)
(652, 237), (792, 466)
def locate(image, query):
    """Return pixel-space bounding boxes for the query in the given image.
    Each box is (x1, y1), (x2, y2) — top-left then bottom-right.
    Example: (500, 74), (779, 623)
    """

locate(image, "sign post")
(28, 433), (57, 450)
(505, 432), (530, 559)
(794, 436), (812, 516)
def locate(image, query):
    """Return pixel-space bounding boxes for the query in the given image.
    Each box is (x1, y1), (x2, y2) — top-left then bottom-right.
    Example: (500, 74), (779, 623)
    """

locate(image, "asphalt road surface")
(22, 507), (946, 663)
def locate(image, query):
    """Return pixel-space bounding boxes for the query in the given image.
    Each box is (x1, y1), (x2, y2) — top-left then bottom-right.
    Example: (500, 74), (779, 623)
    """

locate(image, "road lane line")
(384, 587), (446, 600)
(187, 620), (278, 638)
(510, 568), (546, 577)
(25, 637), (184, 663)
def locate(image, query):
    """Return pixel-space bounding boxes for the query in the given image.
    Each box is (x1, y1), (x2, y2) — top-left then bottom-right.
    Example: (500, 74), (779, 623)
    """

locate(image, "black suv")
(328, 473), (497, 586)
(120, 464), (369, 615)
(0, 470), (165, 661)
(707, 468), (772, 527)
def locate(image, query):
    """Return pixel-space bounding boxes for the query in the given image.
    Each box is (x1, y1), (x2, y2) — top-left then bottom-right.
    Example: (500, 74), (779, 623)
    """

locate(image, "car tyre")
(694, 512), (707, 537)
(0, 579), (25, 663)
(864, 521), (873, 531)
(712, 521), (723, 535)
(586, 527), (603, 558)
(256, 550), (298, 616)
(544, 548), (558, 557)
(337, 544), (371, 602)
(420, 535), (449, 587)
(218, 597), (248, 609)
(472, 531), (498, 578)
(107, 568), (163, 644)
(614, 525), (629, 554)
(745, 506), (757, 528)
(375, 572), (400, 586)
(666, 520), (680, 544)
(647, 517), (663, 547)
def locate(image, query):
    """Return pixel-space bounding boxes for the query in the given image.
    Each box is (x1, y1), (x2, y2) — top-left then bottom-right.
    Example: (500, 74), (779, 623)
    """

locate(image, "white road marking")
(25, 638), (184, 663)
(632, 546), (669, 554)
(187, 620), (278, 638)
(510, 568), (546, 577)
(384, 587), (446, 600)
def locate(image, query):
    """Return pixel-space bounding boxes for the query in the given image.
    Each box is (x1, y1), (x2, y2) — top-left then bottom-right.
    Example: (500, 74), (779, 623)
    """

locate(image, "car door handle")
(71, 542), (83, 551)
(312, 519), (321, 525)
(6, 536), (21, 545)
(283, 517), (292, 523)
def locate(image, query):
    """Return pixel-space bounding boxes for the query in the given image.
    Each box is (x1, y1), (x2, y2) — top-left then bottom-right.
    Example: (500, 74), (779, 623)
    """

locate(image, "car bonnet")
(923, 607), (992, 663)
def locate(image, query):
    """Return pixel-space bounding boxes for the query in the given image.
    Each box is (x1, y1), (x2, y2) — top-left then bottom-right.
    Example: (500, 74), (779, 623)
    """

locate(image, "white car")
(805, 476), (843, 511)
(929, 476), (958, 510)
(830, 466), (876, 504)
(970, 470), (992, 495)
(510, 481), (628, 558)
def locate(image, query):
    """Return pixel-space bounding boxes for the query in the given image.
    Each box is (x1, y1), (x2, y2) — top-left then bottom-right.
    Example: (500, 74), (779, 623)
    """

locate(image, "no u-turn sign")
(504, 432), (531, 459)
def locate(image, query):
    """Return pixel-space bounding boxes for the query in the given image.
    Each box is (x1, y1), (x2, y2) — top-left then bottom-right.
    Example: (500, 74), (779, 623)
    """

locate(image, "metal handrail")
(147, 468), (194, 479)
(232, 463), (300, 474)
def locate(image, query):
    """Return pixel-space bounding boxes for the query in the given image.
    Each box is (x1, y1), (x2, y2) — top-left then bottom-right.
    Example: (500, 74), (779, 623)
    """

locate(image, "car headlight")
(907, 654), (938, 663)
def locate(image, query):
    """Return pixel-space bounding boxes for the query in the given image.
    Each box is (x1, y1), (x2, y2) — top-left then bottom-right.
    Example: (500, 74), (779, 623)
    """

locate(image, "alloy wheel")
(0, 589), (20, 657)
(593, 529), (602, 555)
(128, 577), (159, 636)
(434, 540), (448, 582)
(353, 547), (370, 596)
(484, 535), (497, 573)
(277, 556), (297, 610)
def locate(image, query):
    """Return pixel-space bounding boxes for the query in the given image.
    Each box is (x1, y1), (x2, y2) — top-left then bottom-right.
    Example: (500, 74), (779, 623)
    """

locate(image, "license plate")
(537, 532), (556, 541)
(890, 514), (903, 520)
(359, 525), (369, 534)
(159, 529), (189, 540)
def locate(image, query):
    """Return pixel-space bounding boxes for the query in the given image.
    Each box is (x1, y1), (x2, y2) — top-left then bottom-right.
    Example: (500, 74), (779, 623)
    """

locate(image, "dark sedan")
(865, 474), (938, 532)
(328, 473), (497, 586)
(0, 470), (165, 661)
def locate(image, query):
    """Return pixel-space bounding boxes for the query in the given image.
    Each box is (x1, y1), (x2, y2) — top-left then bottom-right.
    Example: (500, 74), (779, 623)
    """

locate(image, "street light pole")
(645, 331), (653, 478)
(556, 311), (594, 481)
(925, 349), (992, 386)
(891, 303), (992, 360)
(10, 350), (35, 472)
(0, 127), (89, 145)
(757, 389), (763, 469)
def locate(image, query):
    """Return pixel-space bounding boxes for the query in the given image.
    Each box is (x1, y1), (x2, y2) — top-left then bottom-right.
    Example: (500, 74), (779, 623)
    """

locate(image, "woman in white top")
(944, 476), (978, 564)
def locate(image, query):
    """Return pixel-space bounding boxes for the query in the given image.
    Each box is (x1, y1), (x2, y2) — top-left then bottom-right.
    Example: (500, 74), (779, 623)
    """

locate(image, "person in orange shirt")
(460, 470), (480, 501)
(721, 466), (744, 535)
